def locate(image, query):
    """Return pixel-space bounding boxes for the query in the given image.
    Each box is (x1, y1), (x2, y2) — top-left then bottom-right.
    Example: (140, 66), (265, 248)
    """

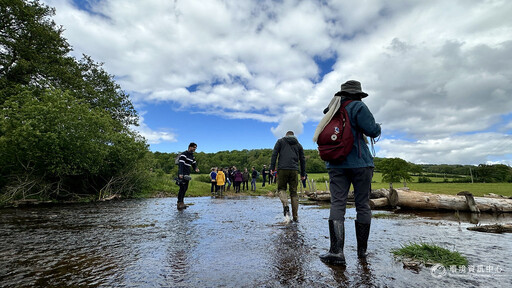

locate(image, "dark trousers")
(178, 180), (189, 203)
(216, 185), (224, 193)
(242, 180), (249, 190)
(328, 167), (373, 224)
(262, 176), (266, 186)
(211, 182), (216, 193)
(234, 181), (241, 193)
(277, 169), (298, 197)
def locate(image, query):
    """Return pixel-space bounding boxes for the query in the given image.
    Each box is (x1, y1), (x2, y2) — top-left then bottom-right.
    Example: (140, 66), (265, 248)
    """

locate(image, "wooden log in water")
(306, 188), (391, 202)
(467, 224), (512, 233)
(389, 189), (512, 212)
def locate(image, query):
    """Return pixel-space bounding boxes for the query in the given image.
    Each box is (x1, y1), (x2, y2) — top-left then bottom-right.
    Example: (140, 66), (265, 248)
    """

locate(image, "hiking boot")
(319, 220), (346, 265)
(283, 206), (290, 217)
(177, 202), (187, 210)
(355, 220), (371, 259)
(291, 196), (299, 222)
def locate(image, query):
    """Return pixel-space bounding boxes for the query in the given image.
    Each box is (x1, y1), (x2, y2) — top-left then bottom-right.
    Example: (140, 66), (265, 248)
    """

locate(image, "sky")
(43, 0), (512, 165)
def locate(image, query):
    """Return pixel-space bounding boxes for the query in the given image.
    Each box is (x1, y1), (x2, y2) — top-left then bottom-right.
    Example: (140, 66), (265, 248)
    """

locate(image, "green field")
(149, 172), (512, 198)
(307, 172), (512, 197)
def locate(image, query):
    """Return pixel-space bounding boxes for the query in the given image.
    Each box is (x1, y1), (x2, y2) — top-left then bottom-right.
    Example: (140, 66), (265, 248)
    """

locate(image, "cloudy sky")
(44, 0), (512, 165)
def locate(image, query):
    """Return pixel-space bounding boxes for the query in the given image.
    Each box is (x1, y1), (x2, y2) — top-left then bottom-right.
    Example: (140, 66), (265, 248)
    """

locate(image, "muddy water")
(1, 196), (511, 287)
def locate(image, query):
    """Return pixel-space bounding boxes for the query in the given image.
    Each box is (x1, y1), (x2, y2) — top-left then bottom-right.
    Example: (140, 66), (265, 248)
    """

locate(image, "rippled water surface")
(1, 196), (511, 287)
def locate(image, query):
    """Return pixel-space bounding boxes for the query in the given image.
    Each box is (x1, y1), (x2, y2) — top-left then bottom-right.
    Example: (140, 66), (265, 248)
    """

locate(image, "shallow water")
(1, 196), (511, 287)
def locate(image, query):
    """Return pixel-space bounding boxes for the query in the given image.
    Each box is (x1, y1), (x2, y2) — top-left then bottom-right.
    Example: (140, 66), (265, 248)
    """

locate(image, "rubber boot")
(283, 206), (290, 217)
(177, 202), (187, 210)
(355, 220), (371, 259)
(279, 191), (290, 217)
(319, 220), (346, 265)
(291, 196), (299, 222)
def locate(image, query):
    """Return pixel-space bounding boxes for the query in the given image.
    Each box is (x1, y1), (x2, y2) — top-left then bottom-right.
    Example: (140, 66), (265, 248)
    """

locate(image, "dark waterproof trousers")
(277, 169), (298, 197)
(178, 180), (189, 203)
(328, 167), (373, 224)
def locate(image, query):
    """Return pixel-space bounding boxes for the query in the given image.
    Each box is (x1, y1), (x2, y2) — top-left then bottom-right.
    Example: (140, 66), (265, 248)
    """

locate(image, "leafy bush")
(196, 175), (213, 183)
(418, 177), (432, 183)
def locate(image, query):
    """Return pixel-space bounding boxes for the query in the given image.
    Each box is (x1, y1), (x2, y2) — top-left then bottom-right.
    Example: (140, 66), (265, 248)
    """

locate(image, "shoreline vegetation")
(3, 172), (511, 208)
(147, 172), (512, 199)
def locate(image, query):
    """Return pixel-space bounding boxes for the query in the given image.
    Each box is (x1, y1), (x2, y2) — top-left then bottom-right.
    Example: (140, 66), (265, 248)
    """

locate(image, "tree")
(377, 158), (413, 188)
(0, 0), (149, 203)
(475, 164), (512, 183)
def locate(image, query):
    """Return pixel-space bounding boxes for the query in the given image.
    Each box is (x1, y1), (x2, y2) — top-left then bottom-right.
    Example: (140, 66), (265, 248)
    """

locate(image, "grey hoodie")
(270, 136), (306, 177)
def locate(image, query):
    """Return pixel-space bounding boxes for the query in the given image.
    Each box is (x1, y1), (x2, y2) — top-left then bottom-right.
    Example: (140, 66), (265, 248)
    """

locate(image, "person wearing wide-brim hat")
(314, 80), (381, 265)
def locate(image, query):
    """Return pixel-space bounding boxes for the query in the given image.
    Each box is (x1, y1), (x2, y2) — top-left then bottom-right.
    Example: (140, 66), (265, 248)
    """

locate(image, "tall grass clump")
(392, 242), (468, 267)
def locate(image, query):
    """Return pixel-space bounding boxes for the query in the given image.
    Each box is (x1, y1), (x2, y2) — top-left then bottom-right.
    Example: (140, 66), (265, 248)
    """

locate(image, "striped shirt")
(178, 150), (197, 176)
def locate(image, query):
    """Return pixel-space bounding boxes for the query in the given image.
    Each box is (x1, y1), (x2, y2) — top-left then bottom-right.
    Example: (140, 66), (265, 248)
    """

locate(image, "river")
(1, 196), (511, 287)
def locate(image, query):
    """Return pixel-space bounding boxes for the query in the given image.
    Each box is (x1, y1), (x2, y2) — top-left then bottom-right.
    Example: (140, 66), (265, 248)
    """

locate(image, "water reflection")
(166, 210), (198, 286)
(329, 265), (349, 286)
(353, 260), (376, 288)
(1, 197), (511, 287)
(271, 224), (307, 286)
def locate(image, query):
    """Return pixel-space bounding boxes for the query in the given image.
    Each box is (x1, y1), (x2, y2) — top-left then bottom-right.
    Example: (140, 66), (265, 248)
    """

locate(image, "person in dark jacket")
(177, 142), (200, 210)
(233, 166), (243, 193)
(209, 167), (217, 195)
(314, 80), (381, 265)
(270, 131), (306, 222)
(251, 167), (258, 191)
(242, 168), (250, 191)
(261, 165), (268, 187)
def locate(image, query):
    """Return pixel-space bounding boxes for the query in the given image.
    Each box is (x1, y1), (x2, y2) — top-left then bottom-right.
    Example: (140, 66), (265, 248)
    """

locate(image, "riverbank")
(3, 172), (510, 208)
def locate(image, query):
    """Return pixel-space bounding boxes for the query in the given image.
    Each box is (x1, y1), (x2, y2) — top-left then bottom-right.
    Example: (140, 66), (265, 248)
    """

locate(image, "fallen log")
(371, 188), (390, 199)
(389, 189), (512, 213)
(370, 197), (391, 209)
(306, 188), (391, 202)
(305, 191), (331, 201)
(467, 224), (512, 233)
(484, 193), (512, 199)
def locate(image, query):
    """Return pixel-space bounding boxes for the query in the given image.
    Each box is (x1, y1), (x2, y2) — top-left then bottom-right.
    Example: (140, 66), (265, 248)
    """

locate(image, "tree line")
(154, 151), (512, 184)
(374, 158), (512, 184)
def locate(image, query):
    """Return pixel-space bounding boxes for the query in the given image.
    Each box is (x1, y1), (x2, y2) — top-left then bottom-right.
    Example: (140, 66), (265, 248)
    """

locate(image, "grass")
(309, 173), (512, 197)
(145, 172), (512, 198)
(146, 173), (280, 197)
(392, 242), (469, 267)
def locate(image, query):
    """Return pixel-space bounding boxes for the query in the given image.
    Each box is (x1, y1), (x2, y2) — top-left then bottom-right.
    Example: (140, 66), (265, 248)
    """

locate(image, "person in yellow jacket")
(215, 168), (225, 196)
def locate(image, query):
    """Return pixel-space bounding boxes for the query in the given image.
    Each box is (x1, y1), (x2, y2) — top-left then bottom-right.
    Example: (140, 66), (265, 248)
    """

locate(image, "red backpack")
(316, 100), (354, 163)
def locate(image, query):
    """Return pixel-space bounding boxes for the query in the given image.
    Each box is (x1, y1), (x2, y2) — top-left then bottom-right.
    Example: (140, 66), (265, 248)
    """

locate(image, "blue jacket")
(326, 99), (381, 169)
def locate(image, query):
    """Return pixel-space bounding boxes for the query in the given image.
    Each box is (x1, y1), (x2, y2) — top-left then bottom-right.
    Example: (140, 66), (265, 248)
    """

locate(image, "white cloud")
(271, 112), (306, 138)
(378, 133), (512, 165)
(44, 0), (512, 163)
(131, 113), (177, 145)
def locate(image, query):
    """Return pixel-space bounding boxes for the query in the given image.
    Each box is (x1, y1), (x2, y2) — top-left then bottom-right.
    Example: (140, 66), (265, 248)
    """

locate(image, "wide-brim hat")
(337, 80), (368, 98)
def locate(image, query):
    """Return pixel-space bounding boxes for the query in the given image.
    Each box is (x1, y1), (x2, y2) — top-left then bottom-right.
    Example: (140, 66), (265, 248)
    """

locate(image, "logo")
(334, 126), (340, 134)
(431, 264), (447, 279)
